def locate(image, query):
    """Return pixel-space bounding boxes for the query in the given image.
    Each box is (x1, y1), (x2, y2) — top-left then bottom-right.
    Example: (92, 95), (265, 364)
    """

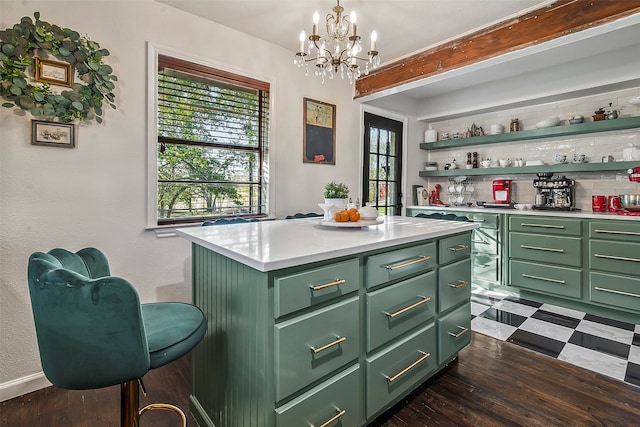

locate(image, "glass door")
(363, 112), (403, 215)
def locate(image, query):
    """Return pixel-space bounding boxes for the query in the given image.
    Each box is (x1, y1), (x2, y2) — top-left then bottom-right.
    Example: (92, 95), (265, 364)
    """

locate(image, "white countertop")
(406, 205), (640, 221)
(177, 216), (478, 272)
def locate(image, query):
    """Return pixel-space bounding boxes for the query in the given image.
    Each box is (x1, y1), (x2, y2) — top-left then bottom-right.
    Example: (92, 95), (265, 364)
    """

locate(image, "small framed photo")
(35, 57), (73, 87)
(31, 120), (76, 148)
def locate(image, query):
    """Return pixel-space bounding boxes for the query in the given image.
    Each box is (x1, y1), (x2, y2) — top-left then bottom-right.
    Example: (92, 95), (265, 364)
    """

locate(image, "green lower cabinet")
(589, 272), (640, 312)
(438, 302), (471, 364)
(439, 258), (471, 312)
(589, 240), (640, 276)
(274, 297), (360, 401)
(366, 323), (437, 418)
(439, 233), (472, 265)
(366, 271), (437, 352)
(509, 260), (582, 298)
(366, 242), (437, 289)
(275, 364), (362, 427)
(509, 232), (582, 267)
(472, 254), (499, 283)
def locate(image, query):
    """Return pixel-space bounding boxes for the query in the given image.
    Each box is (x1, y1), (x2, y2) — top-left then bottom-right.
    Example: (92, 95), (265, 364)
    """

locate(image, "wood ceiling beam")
(354, 0), (640, 99)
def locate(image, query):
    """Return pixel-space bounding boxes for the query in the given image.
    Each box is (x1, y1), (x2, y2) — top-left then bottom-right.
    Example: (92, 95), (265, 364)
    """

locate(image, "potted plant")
(323, 181), (349, 213)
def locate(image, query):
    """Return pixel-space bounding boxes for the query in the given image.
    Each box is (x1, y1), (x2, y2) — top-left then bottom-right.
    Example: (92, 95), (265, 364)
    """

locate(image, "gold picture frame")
(31, 120), (76, 148)
(35, 57), (73, 87)
(303, 98), (336, 164)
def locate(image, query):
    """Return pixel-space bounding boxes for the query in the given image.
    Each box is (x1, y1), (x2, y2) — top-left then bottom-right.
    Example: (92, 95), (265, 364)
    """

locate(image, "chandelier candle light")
(295, 0), (380, 83)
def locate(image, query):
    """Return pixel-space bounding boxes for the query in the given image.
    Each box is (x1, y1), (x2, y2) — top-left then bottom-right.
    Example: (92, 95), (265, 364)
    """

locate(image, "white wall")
(0, 0), (368, 400)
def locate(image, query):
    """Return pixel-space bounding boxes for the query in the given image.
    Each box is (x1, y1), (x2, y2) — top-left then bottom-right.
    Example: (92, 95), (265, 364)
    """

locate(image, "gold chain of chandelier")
(294, 0), (379, 84)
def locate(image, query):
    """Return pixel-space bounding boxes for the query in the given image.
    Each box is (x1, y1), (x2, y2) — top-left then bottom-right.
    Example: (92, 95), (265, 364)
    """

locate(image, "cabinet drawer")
(274, 258), (359, 318)
(472, 254), (499, 283)
(439, 259), (471, 313)
(590, 240), (640, 276)
(365, 324), (437, 418)
(438, 302), (471, 364)
(275, 364), (361, 427)
(589, 272), (640, 313)
(590, 220), (640, 242)
(275, 297), (359, 400)
(366, 242), (436, 288)
(366, 271), (437, 352)
(439, 233), (472, 265)
(472, 228), (499, 255)
(509, 260), (582, 298)
(467, 212), (499, 229)
(509, 216), (582, 236)
(509, 232), (582, 267)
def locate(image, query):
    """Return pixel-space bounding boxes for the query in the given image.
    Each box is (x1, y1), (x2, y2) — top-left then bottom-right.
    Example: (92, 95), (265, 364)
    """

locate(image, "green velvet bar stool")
(27, 247), (207, 427)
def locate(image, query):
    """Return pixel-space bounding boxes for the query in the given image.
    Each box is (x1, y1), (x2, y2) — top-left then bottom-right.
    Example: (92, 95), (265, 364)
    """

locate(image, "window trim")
(146, 42), (276, 229)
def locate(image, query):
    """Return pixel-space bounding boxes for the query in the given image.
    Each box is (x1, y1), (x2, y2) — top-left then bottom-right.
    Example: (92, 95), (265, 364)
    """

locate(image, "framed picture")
(303, 98), (336, 164)
(35, 57), (73, 87)
(31, 120), (76, 148)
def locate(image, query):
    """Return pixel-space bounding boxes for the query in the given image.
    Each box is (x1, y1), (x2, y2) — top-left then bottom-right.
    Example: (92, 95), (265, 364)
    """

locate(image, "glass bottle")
(510, 119), (520, 132)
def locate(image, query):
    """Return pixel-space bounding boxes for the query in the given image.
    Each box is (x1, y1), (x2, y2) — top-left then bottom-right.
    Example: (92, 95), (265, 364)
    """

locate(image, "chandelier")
(294, 0), (380, 84)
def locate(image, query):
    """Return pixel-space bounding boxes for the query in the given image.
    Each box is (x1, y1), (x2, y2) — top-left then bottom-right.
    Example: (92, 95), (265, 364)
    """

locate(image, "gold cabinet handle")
(383, 351), (430, 383)
(449, 244), (469, 252)
(594, 229), (640, 236)
(473, 239), (489, 245)
(520, 223), (565, 229)
(309, 407), (346, 427)
(471, 219), (485, 223)
(383, 296), (431, 318)
(447, 326), (469, 338)
(594, 253), (640, 263)
(521, 273), (566, 284)
(310, 336), (346, 354)
(520, 244), (565, 253)
(385, 255), (430, 270)
(309, 279), (346, 291)
(448, 280), (469, 289)
(594, 286), (640, 299)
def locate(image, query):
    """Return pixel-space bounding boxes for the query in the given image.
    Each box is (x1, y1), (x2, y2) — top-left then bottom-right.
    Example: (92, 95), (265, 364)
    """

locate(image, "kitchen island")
(177, 216), (478, 427)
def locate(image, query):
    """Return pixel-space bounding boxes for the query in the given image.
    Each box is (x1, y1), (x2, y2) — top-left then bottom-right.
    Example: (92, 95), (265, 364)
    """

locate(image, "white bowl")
(535, 116), (560, 128)
(514, 204), (525, 210)
(629, 96), (640, 106)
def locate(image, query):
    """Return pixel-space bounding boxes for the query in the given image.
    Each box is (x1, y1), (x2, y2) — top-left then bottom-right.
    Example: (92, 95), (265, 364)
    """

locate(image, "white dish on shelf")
(526, 160), (544, 166)
(629, 96), (640, 106)
(535, 116), (560, 128)
(319, 218), (384, 228)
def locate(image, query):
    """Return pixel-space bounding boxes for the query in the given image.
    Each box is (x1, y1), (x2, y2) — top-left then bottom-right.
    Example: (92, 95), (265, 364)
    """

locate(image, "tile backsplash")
(420, 87), (640, 211)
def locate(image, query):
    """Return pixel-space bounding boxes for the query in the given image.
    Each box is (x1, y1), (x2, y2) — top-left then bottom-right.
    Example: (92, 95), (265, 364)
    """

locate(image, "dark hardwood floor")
(2, 332), (639, 426)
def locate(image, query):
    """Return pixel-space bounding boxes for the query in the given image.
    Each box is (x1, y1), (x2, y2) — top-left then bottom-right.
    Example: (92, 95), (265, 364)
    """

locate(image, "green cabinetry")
(189, 231), (472, 427)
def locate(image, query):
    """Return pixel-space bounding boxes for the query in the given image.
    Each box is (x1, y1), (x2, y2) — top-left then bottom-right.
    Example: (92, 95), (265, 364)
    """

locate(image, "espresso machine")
(532, 173), (577, 210)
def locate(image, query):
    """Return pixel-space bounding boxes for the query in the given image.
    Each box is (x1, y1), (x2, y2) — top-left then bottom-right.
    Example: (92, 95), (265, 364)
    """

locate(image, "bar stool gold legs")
(121, 379), (187, 427)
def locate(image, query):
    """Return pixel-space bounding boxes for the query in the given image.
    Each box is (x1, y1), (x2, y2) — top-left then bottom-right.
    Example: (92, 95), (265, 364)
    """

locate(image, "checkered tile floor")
(471, 287), (640, 388)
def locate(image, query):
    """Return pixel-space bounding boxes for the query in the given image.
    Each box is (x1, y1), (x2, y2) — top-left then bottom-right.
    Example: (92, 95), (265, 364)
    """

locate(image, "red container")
(607, 195), (622, 212)
(592, 195), (606, 212)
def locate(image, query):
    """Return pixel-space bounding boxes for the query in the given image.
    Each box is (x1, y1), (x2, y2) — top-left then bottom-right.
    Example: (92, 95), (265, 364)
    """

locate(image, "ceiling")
(156, 0), (550, 65)
(157, 1), (640, 120)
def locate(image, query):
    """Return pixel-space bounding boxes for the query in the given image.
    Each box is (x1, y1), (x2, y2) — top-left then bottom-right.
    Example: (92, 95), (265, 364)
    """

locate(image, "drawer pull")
(520, 244), (565, 253)
(449, 244), (469, 252)
(384, 296), (431, 318)
(521, 273), (566, 284)
(448, 280), (469, 289)
(310, 407), (346, 427)
(473, 239), (489, 245)
(594, 229), (640, 236)
(384, 351), (430, 383)
(448, 325), (469, 338)
(309, 279), (346, 291)
(594, 253), (640, 263)
(471, 219), (485, 223)
(520, 223), (565, 229)
(594, 287), (640, 299)
(310, 336), (346, 354)
(385, 255), (431, 270)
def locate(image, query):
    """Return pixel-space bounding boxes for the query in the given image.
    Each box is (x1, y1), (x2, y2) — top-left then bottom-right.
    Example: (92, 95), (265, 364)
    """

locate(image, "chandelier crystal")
(294, 0), (380, 84)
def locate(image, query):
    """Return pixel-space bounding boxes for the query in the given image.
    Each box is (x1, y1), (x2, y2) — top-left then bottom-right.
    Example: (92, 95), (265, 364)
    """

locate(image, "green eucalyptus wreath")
(0, 12), (117, 123)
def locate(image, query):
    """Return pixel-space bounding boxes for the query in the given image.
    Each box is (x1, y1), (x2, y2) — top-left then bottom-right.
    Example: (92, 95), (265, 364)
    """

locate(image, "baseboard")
(0, 371), (51, 402)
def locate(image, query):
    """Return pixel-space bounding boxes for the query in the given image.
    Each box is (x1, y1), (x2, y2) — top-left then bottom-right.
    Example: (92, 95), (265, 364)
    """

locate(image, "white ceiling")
(156, 0), (550, 65)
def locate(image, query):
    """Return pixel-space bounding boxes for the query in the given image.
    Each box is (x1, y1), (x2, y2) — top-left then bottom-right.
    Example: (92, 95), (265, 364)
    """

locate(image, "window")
(362, 112), (403, 215)
(156, 55), (269, 225)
